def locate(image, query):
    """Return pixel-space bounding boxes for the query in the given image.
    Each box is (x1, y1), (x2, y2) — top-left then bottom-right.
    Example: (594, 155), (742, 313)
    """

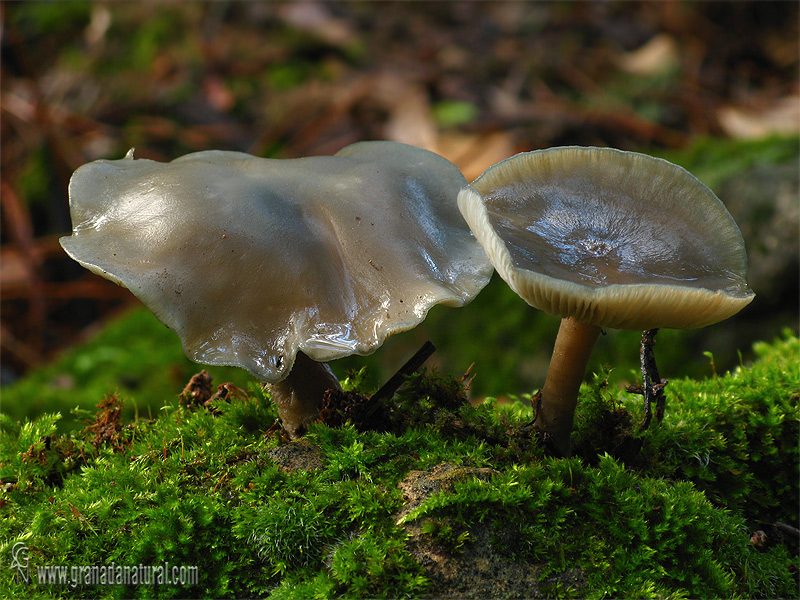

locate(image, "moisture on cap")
(457, 146), (754, 331)
(60, 141), (492, 382)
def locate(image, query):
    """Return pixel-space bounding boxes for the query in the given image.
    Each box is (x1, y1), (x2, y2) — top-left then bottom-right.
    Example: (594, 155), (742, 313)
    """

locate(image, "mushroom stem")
(268, 352), (342, 439)
(535, 317), (602, 456)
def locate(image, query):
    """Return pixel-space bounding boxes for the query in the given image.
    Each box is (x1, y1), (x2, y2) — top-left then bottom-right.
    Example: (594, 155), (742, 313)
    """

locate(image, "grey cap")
(458, 146), (754, 330)
(61, 142), (492, 381)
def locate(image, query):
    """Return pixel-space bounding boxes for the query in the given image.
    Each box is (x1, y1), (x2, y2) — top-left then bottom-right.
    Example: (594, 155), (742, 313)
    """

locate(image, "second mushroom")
(458, 146), (755, 455)
(60, 142), (493, 437)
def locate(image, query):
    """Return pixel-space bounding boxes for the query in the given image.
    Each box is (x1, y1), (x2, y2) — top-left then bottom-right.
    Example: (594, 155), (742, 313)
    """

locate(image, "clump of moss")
(386, 368), (544, 464)
(0, 333), (797, 599)
(398, 454), (788, 599)
(1, 412), (75, 493)
(572, 330), (799, 526)
(0, 393), (136, 496)
(645, 332), (799, 526)
(571, 368), (642, 463)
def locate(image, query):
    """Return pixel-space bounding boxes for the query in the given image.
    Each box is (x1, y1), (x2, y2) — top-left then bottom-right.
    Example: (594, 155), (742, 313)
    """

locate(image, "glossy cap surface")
(457, 146), (754, 330)
(61, 142), (492, 381)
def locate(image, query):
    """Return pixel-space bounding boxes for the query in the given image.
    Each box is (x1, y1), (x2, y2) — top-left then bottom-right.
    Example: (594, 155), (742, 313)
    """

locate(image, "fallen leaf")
(718, 96), (800, 139)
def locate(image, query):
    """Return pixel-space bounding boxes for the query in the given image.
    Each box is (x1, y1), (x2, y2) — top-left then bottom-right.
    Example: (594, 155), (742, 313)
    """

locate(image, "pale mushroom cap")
(457, 146), (755, 330)
(60, 142), (492, 382)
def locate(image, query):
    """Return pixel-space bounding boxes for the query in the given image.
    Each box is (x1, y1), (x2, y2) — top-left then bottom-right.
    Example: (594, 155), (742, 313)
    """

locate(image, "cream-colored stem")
(268, 352), (342, 439)
(535, 317), (602, 456)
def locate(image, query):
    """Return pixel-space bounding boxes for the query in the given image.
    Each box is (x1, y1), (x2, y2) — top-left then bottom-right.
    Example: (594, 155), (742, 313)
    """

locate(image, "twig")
(363, 341), (436, 417)
(774, 521), (800, 539)
(461, 362), (476, 392)
(212, 470), (230, 494)
(630, 329), (668, 432)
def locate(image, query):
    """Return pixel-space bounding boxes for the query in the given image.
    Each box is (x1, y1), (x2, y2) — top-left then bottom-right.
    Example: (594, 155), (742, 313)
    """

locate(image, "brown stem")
(268, 351), (342, 439)
(534, 317), (602, 456)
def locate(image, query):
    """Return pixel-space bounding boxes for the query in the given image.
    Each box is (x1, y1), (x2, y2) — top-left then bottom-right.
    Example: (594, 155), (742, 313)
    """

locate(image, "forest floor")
(2, 2), (798, 384)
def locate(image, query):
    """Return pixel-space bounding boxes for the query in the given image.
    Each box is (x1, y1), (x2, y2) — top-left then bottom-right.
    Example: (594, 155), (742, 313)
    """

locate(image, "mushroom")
(60, 142), (493, 437)
(457, 146), (754, 455)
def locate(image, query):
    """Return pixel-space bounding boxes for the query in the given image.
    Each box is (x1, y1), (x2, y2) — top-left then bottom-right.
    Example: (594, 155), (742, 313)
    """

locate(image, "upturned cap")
(457, 146), (754, 330)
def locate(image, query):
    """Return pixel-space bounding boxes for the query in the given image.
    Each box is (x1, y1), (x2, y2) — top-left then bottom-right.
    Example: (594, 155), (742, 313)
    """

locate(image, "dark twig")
(317, 341), (436, 433)
(774, 521), (800, 539)
(363, 341), (436, 417)
(628, 329), (668, 432)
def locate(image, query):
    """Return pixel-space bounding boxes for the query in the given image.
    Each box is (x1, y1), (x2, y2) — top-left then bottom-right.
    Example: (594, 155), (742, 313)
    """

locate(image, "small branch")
(632, 329), (668, 433)
(461, 362), (476, 392)
(364, 341), (436, 416)
(774, 521), (800, 539)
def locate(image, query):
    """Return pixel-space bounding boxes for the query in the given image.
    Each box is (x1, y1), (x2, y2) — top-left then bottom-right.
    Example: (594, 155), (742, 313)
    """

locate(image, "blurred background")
(2, 1), (798, 425)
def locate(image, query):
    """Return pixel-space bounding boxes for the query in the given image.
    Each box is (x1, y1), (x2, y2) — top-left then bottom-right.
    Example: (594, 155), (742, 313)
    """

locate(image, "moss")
(651, 135), (799, 192)
(398, 456), (763, 598)
(1, 333), (798, 599)
(573, 329), (800, 526)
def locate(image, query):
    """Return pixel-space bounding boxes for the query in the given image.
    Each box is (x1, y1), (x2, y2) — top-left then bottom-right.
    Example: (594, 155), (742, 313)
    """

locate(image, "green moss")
(573, 330), (799, 525)
(651, 135), (799, 191)
(399, 456), (752, 598)
(9, 1), (92, 36)
(1, 333), (797, 599)
(432, 100), (480, 128)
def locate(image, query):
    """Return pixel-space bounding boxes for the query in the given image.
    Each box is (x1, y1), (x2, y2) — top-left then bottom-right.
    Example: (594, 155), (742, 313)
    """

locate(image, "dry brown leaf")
(617, 34), (680, 76)
(277, 1), (355, 47)
(0, 246), (34, 290)
(434, 131), (516, 183)
(718, 96), (800, 139)
(374, 74), (438, 151)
